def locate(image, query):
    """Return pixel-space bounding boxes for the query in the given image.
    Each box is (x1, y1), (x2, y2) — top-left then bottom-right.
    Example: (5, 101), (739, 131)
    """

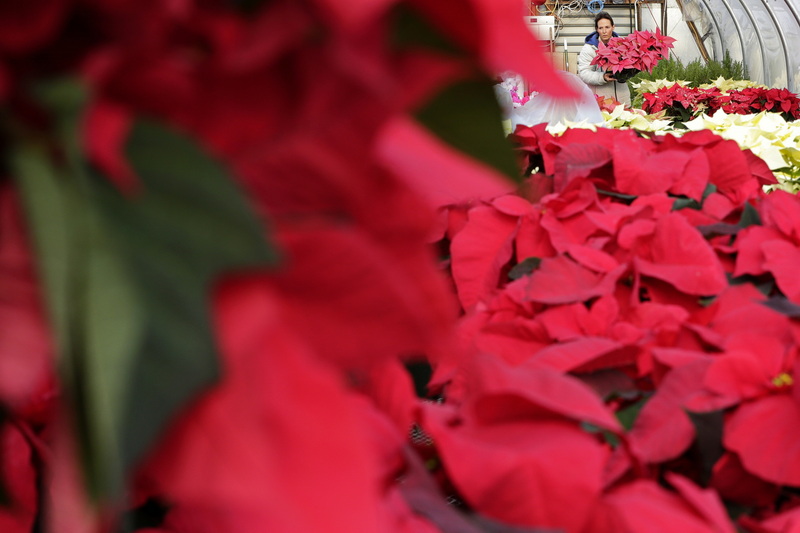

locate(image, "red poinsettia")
(642, 84), (722, 120)
(642, 84), (800, 121)
(590, 28), (675, 75)
(715, 87), (800, 120)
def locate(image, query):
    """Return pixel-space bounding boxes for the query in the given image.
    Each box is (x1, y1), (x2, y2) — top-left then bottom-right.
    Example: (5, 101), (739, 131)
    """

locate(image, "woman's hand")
(603, 72), (616, 83)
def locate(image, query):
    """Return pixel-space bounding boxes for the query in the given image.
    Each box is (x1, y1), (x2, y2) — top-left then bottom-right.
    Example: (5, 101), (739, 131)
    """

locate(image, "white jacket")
(577, 42), (631, 106)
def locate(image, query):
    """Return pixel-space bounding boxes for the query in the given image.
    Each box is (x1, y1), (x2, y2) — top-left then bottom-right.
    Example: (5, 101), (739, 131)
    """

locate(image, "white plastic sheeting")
(673, 0), (800, 91)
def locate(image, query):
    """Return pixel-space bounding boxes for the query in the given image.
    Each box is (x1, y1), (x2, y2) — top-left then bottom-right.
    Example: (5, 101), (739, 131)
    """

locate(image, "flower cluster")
(430, 123), (800, 531)
(642, 84), (724, 121)
(590, 28), (676, 75)
(5, 1), (800, 532)
(717, 87), (800, 119)
(643, 84), (800, 122)
(0, 1), (577, 532)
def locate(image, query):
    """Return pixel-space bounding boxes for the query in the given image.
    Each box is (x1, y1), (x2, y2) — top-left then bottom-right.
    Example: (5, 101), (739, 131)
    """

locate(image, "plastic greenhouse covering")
(678, 0), (800, 91)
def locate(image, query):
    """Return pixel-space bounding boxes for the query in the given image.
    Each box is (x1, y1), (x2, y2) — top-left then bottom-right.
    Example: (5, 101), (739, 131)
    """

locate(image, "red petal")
(509, 255), (626, 304)
(710, 452), (780, 508)
(423, 406), (606, 532)
(0, 424), (37, 533)
(525, 336), (625, 372)
(733, 226), (784, 277)
(760, 190), (800, 240)
(139, 278), (390, 532)
(743, 505), (800, 533)
(704, 353), (772, 401)
(565, 244), (620, 273)
(313, 0), (394, 29)
(0, 0), (67, 53)
(666, 473), (737, 533)
(553, 142), (612, 190)
(704, 284), (793, 344)
(634, 212), (727, 296)
(450, 205), (519, 310)
(472, 316), (551, 366)
(628, 359), (711, 463)
(0, 185), (55, 410)
(703, 137), (759, 205)
(375, 116), (515, 209)
(762, 239), (800, 302)
(83, 100), (139, 194)
(537, 303), (591, 341)
(601, 478), (733, 533)
(467, 355), (622, 432)
(724, 395), (800, 486)
(612, 134), (685, 196)
(515, 209), (556, 260)
(669, 147), (712, 201)
(271, 223), (456, 368)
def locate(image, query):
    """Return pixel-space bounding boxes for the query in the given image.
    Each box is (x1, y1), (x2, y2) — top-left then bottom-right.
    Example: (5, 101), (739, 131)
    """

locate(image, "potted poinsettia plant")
(642, 83), (723, 123)
(641, 84), (800, 123)
(714, 86), (800, 120)
(591, 28), (675, 83)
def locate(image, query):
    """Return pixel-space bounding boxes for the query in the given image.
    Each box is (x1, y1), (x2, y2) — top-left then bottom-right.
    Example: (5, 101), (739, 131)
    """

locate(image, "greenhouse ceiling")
(681, 0), (800, 92)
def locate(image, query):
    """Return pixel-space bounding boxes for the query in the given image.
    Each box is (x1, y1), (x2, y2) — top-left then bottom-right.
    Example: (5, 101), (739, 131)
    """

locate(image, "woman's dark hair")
(594, 11), (614, 29)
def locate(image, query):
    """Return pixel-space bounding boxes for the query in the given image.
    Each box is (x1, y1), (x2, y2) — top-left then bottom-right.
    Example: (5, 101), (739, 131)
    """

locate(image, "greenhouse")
(527, 0), (800, 92)
(3, 1), (800, 533)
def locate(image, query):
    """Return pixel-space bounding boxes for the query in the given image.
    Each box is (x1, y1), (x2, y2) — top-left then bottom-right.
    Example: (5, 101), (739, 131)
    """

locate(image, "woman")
(577, 11), (631, 106)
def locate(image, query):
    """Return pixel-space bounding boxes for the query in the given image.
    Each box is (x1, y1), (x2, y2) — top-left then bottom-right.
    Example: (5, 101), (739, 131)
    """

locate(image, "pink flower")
(590, 28), (675, 74)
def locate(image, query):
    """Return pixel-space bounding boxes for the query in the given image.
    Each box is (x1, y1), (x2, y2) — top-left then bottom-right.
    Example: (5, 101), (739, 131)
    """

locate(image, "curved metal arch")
(757, 0), (792, 90)
(730, 0), (768, 85)
(697, 0), (746, 72)
(692, 0), (726, 62)
(784, 0), (800, 27)
(778, 0), (800, 92)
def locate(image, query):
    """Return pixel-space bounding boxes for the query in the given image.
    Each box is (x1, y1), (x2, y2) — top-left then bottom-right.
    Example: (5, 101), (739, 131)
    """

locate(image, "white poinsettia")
(631, 78), (689, 95)
(699, 76), (766, 92)
(600, 105), (674, 132)
(683, 110), (794, 170)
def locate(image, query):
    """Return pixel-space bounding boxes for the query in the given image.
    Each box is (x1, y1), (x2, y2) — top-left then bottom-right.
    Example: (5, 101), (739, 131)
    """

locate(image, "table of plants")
(2, 1), (800, 533)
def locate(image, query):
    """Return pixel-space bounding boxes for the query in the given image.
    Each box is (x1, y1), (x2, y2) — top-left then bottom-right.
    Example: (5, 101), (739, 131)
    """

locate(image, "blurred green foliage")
(634, 52), (747, 87)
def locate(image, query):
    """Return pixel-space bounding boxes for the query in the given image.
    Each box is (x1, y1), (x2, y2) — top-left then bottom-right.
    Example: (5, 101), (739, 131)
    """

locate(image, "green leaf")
(415, 79), (521, 182)
(12, 147), (77, 365)
(738, 201), (761, 228)
(14, 142), (129, 496)
(95, 119), (278, 494)
(671, 196), (702, 211)
(580, 422), (620, 448)
(508, 257), (541, 280)
(15, 79), (279, 500)
(762, 295), (800, 317)
(615, 397), (648, 431)
(701, 182), (717, 200)
(596, 188), (637, 203)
